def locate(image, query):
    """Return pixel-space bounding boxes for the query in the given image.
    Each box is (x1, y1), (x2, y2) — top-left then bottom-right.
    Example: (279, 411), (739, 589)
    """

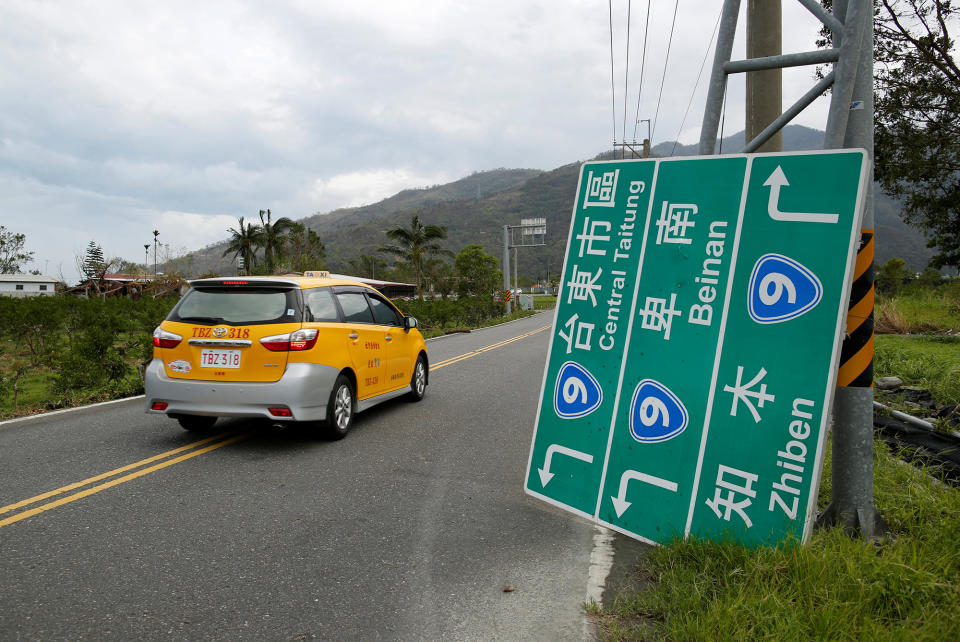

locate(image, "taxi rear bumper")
(144, 359), (340, 422)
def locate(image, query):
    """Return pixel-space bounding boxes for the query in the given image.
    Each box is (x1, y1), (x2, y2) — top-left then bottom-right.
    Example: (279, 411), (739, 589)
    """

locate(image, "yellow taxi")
(144, 272), (428, 438)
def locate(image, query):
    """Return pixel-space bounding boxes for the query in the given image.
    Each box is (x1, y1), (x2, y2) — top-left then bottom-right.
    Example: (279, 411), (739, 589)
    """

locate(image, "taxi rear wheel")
(408, 355), (427, 402)
(176, 415), (218, 431)
(324, 375), (354, 439)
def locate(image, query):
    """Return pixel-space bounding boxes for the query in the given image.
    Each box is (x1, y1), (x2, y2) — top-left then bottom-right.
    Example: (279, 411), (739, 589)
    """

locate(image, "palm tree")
(378, 215), (452, 298)
(256, 209), (296, 274)
(223, 216), (261, 275)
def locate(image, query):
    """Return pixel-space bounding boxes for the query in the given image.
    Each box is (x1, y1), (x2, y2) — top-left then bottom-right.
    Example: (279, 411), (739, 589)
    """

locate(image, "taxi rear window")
(169, 287), (302, 326)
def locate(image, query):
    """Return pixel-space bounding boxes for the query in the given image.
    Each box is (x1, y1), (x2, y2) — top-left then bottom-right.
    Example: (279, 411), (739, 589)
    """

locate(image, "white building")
(0, 274), (59, 297)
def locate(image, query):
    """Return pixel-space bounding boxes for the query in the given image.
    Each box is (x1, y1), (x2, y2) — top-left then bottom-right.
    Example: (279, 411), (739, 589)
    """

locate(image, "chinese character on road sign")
(705, 465), (759, 528)
(724, 366), (776, 423)
(566, 266), (603, 307)
(557, 314), (595, 353)
(583, 170), (619, 208)
(638, 294), (682, 340)
(575, 218), (612, 257)
(656, 202), (698, 245)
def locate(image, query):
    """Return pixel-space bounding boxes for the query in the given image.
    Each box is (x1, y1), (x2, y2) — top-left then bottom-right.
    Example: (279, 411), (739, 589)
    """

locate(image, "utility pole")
(503, 226), (512, 314)
(746, 0), (782, 152)
(639, 119), (651, 157)
(152, 230), (159, 279)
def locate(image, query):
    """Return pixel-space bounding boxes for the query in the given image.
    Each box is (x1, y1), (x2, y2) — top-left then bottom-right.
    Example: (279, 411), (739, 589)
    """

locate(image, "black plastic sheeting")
(874, 413), (960, 484)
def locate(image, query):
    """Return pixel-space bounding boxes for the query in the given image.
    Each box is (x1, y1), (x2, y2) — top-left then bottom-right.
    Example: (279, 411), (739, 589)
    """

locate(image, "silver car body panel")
(144, 359), (415, 422)
(144, 359), (339, 422)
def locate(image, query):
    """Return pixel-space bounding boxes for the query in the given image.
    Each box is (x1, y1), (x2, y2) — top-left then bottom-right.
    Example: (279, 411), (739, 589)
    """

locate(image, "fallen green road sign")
(524, 150), (869, 547)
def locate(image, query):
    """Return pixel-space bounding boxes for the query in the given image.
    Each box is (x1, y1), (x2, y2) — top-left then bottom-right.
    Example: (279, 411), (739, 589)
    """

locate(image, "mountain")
(176, 125), (934, 280)
(651, 125), (934, 271)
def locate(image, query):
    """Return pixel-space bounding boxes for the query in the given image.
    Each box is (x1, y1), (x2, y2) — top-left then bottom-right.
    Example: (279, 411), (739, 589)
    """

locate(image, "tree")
(223, 216), (261, 274)
(875, 256), (914, 293)
(347, 254), (387, 279)
(454, 244), (501, 297)
(423, 257), (456, 298)
(0, 226), (34, 273)
(82, 241), (105, 280)
(378, 215), (452, 298)
(78, 241), (121, 293)
(819, 1), (960, 270)
(283, 223), (326, 273)
(255, 209), (296, 274)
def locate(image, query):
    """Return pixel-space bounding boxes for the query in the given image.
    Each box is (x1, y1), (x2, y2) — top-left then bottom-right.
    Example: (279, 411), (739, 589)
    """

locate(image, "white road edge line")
(584, 524), (615, 637)
(0, 395), (145, 428)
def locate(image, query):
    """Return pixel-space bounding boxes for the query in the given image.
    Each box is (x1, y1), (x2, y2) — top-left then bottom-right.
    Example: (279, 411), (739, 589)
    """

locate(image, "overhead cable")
(631, 0), (652, 142)
(609, 0), (617, 149)
(671, 8), (723, 157)
(651, 0), (680, 143)
(622, 0), (632, 157)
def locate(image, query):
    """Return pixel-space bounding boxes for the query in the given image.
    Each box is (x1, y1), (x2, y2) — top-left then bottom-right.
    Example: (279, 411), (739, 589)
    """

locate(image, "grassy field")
(596, 281), (960, 640)
(875, 281), (960, 334)
(595, 439), (960, 640)
(874, 334), (960, 407)
(534, 295), (557, 310)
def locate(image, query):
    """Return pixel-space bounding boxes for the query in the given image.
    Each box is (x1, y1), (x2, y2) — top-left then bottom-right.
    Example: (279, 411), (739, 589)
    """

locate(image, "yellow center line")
(0, 434), (247, 529)
(432, 325), (551, 370)
(0, 432), (233, 516)
(1, 323), (552, 530)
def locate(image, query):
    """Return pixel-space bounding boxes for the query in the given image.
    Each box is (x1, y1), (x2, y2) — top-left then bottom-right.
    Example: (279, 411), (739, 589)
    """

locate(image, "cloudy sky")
(1, 1), (833, 281)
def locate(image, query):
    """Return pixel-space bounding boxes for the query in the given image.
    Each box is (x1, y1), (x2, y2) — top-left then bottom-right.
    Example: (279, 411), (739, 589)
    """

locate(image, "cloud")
(0, 0), (835, 283)
(308, 168), (454, 210)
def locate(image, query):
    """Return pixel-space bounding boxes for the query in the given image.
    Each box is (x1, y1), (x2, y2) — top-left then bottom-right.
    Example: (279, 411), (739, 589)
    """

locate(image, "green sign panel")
(524, 150), (869, 547)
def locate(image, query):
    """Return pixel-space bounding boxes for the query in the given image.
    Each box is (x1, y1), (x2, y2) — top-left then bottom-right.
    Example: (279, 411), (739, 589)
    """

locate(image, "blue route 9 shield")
(629, 379), (688, 443)
(748, 253), (823, 324)
(554, 361), (603, 419)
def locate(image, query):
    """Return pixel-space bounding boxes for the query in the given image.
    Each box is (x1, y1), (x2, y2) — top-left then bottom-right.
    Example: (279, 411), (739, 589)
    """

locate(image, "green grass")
(596, 439), (960, 640)
(874, 334), (960, 407)
(534, 295), (557, 310)
(596, 282), (960, 640)
(876, 282), (960, 334)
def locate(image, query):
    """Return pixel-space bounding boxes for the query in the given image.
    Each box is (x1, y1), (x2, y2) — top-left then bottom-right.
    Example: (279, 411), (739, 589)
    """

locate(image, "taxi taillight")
(152, 326), (183, 349)
(260, 328), (319, 352)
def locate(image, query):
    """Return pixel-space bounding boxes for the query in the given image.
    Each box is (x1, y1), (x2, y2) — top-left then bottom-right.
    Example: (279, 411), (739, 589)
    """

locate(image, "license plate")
(200, 349), (241, 369)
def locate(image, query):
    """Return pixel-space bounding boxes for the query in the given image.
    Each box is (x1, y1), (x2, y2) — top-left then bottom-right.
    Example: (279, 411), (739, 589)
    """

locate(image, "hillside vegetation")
(171, 126), (934, 281)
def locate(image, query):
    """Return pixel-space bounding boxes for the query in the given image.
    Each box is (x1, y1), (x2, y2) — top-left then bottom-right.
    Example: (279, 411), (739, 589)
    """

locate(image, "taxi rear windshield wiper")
(178, 316), (225, 325)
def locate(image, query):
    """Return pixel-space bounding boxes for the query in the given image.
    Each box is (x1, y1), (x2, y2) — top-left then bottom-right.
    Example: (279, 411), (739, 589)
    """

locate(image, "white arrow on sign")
(611, 470), (679, 518)
(538, 444), (594, 487)
(764, 165), (839, 224)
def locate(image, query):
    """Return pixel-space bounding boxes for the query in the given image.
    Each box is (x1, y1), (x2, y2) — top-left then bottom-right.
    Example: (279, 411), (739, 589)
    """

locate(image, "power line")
(609, 0), (617, 149)
(671, 8), (723, 157)
(621, 0), (632, 158)
(631, 0), (652, 142)
(651, 0), (680, 143)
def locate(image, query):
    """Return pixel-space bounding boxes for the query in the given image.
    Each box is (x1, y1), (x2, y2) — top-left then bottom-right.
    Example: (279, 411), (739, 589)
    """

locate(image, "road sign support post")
(817, 0), (888, 539)
(503, 225), (512, 314)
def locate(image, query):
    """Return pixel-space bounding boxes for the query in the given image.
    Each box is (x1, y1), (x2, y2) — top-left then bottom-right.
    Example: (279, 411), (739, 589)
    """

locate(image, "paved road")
(0, 313), (630, 640)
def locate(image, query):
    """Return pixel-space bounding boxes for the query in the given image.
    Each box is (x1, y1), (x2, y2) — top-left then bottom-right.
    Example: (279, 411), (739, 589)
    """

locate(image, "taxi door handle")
(349, 333), (359, 340)
(385, 336), (393, 342)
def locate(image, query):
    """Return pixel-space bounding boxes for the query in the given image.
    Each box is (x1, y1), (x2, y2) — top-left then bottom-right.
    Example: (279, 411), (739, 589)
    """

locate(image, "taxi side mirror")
(404, 316), (418, 332)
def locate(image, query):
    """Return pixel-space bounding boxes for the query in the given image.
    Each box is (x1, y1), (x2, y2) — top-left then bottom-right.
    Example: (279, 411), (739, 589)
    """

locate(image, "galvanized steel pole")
(699, 0), (742, 155)
(817, 0), (888, 539)
(503, 225), (512, 314)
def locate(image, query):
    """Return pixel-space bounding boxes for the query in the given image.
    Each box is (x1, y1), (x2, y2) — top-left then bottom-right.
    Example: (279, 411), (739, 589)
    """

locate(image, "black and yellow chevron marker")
(838, 230), (874, 387)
